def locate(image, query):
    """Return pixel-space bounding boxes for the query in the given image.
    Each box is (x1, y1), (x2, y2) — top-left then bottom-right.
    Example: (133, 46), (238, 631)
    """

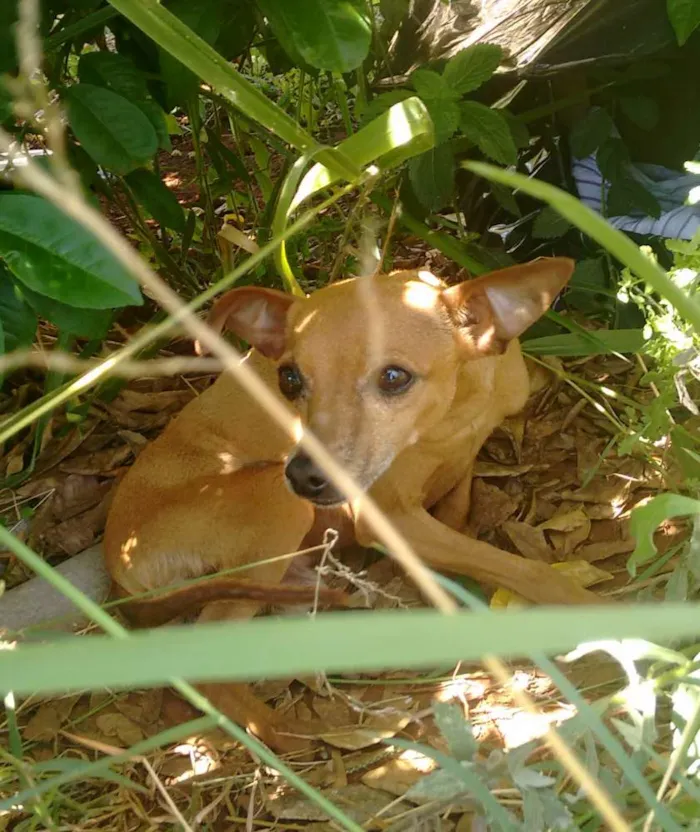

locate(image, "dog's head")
(207, 257), (573, 506)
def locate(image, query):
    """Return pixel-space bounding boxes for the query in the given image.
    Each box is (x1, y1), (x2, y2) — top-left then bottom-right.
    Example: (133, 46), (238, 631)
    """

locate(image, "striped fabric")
(572, 155), (700, 240)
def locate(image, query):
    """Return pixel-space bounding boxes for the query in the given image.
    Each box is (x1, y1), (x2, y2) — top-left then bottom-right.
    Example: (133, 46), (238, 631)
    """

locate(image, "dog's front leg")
(384, 508), (603, 606)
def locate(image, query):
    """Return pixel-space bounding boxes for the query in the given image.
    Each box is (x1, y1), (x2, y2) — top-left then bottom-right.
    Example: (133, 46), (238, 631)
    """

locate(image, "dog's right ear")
(202, 287), (296, 359)
(441, 257), (574, 356)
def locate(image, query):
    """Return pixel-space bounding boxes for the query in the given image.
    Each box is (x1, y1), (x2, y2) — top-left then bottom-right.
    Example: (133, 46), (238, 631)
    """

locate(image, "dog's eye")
(278, 364), (304, 400)
(378, 365), (414, 395)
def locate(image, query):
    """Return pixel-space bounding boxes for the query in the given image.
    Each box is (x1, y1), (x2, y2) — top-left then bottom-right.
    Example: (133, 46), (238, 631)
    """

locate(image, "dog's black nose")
(285, 452), (345, 505)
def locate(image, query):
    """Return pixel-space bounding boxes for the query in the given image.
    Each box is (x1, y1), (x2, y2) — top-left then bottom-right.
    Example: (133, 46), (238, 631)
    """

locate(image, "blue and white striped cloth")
(573, 155), (700, 240)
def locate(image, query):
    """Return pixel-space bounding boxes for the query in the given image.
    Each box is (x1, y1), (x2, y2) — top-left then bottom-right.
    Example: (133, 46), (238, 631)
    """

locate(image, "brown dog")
(104, 257), (599, 749)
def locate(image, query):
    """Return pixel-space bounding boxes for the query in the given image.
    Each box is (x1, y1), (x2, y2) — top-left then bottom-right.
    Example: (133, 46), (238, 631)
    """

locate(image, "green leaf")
(619, 96), (659, 131)
(522, 329), (646, 356)
(607, 175), (662, 219)
(532, 205), (571, 239)
(215, 1), (257, 60)
(159, 0), (221, 107)
(78, 51), (150, 101)
(256, 0), (372, 73)
(20, 285), (114, 339)
(358, 90), (412, 126)
(106, 0), (356, 181)
(629, 493), (700, 574)
(290, 97), (434, 211)
(408, 144), (454, 211)
(433, 701), (477, 761)
(0, 269), (37, 351)
(0, 194), (143, 309)
(411, 69), (453, 101)
(125, 169), (186, 232)
(443, 43), (503, 95)
(423, 97), (461, 144)
(136, 100), (172, 152)
(667, 0), (700, 45)
(570, 107), (614, 159)
(460, 101), (517, 165)
(63, 84), (158, 175)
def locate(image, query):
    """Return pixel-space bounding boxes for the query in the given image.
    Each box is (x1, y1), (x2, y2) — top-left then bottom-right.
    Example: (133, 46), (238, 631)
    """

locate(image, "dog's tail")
(117, 577), (348, 628)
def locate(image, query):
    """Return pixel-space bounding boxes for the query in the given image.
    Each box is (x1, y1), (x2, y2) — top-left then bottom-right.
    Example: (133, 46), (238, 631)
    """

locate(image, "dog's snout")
(285, 453), (343, 505)
(285, 453), (328, 497)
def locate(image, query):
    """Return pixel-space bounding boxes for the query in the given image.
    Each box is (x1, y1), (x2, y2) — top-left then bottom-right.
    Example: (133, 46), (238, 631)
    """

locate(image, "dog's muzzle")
(284, 452), (345, 506)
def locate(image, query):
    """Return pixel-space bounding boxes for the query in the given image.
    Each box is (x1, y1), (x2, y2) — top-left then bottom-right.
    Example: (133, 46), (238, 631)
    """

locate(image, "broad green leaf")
(460, 101), (517, 165)
(20, 284), (114, 339)
(397, 739), (521, 830)
(462, 161), (700, 334)
(63, 84), (158, 175)
(620, 96), (659, 131)
(0, 194), (143, 309)
(570, 107), (614, 159)
(0, 269), (37, 351)
(411, 69), (453, 101)
(408, 144), (454, 211)
(78, 51), (149, 100)
(433, 701), (477, 761)
(667, 0), (700, 45)
(532, 205), (571, 239)
(404, 768), (466, 802)
(522, 329), (646, 356)
(607, 174), (661, 219)
(215, 1), (257, 60)
(443, 43), (503, 95)
(125, 169), (186, 232)
(629, 493), (700, 574)
(256, 0), (372, 73)
(136, 100), (172, 152)
(423, 98), (461, 144)
(159, 0), (221, 107)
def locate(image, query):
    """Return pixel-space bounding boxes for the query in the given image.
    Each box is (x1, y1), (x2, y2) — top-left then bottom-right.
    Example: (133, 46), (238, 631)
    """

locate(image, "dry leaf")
(538, 507), (589, 534)
(469, 480), (519, 537)
(24, 705), (61, 741)
(266, 784), (391, 822)
(95, 712), (144, 746)
(501, 520), (554, 562)
(361, 758), (427, 795)
(576, 538), (636, 562)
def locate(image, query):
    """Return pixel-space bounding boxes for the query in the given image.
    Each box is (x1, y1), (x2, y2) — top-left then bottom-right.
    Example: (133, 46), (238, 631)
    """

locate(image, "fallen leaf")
(24, 705), (61, 741)
(266, 784), (391, 822)
(361, 758), (427, 795)
(501, 520), (554, 562)
(576, 538), (636, 562)
(472, 462), (533, 478)
(538, 507), (589, 534)
(469, 480), (519, 537)
(95, 712), (144, 746)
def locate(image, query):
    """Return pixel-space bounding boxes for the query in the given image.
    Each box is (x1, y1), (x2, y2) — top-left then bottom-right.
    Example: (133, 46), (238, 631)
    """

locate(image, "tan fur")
(104, 257), (602, 751)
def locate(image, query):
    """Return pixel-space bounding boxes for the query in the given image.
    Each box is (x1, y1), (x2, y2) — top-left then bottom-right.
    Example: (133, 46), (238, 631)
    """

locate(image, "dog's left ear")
(201, 287), (297, 359)
(441, 257), (575, 355)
